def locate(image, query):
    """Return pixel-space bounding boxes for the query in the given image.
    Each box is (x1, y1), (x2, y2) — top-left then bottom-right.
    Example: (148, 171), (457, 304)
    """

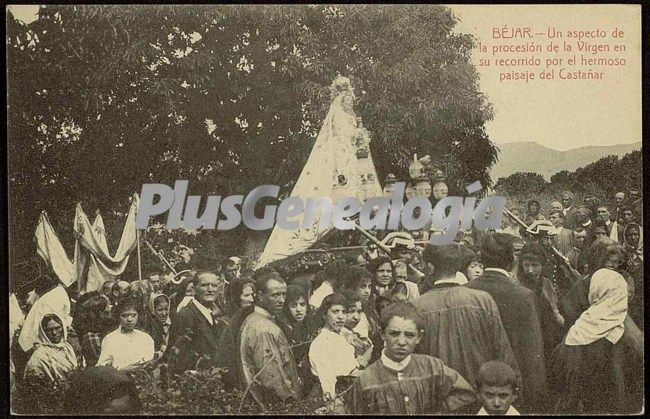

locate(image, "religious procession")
(7, 4), (643, 416)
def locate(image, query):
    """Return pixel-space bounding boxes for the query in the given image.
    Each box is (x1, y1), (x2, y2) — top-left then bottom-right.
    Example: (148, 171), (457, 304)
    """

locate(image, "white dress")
(97, 326), (154, 370)
(309, 328), (359, 399)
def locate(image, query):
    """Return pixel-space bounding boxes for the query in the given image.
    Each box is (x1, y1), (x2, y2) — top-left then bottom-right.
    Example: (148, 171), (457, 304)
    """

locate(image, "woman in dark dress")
(550, 238), (643, 414)
(516, 243), (564, 361)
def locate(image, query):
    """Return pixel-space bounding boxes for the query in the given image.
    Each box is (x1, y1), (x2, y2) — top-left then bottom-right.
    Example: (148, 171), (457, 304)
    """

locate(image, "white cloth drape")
(256, 77), (382, 268)
(34, 194), (139, 293)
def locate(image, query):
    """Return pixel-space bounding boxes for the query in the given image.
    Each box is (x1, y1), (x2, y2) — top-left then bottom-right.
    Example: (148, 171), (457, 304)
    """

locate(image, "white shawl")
(565, 268), (627, 346)
(19, 285), (71, 352)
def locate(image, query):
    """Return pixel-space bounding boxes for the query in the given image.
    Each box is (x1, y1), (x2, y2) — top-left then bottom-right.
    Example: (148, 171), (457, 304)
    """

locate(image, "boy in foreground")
(348, 302), (477, 414)
(476, 361), (521, 415)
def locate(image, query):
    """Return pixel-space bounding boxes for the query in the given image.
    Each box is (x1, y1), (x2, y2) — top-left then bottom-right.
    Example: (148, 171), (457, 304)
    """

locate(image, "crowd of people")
(9, 187), (644, 415)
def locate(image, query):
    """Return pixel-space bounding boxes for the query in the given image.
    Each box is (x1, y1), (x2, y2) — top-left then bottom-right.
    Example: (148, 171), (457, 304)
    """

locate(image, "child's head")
(113, 297), (141, 332)
(476, 361), (520, 415)
(340, 266), (373, 303)
(283, 284), (309, 324)
(111, 280), (131, 301)
(342, 290), (363, 329)
(518, 243), (546, 283)
(375, 294), (393, 317)
(460, 253), (483, 282)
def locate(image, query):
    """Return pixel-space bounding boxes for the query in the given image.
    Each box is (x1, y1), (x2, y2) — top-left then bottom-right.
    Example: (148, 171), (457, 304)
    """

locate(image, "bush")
(14, 362), (330, 415)
(128, 364), (327, 415)
(12, 376), (69, 414)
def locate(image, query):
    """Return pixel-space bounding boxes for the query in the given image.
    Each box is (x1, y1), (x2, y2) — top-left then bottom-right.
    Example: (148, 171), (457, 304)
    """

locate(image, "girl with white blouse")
(309, 293), (373, 402)
(97, 297), (154, 371)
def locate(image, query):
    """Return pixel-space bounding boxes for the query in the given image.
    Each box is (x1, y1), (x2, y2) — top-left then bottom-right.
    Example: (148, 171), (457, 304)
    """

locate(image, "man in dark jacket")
(413, 245), (518, 388)
(466, 233), (549, 414)
(561, 191), (578, 229)
(595, 204), (624, 243)
(165, 270), (226, 372)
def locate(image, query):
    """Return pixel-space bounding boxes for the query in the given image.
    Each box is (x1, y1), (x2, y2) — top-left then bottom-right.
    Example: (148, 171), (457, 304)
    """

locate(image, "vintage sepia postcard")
(6, 4), (643, 415)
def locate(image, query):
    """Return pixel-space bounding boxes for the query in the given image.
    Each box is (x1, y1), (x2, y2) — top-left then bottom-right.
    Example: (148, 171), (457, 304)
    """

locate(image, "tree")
(549, 170), (571, 190)
(494, 172), (549, 197)
(8, 5), (496, 273)
(549, 151), (641, 199)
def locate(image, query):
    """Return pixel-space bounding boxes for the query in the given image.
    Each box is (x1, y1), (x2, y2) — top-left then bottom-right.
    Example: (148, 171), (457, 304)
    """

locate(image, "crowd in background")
(9, 188), (644, 415)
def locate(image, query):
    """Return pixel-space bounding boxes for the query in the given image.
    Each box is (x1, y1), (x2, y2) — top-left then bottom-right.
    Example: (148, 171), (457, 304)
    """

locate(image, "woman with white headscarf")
(24, 312), (78, 382)
(550, 238), (643, 414)
(14, 312), (78, 414)
(141, 292), (172, 357)
(18, 277), (71, 353)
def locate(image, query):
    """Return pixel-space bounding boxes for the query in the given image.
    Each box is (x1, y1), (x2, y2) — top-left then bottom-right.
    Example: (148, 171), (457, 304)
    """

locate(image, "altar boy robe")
(349, 354), (477, 414)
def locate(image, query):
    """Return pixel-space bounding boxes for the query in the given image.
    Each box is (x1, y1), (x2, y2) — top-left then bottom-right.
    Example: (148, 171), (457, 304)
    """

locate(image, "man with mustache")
(595, 204), (623, 243)
(165, 270), (226, 372)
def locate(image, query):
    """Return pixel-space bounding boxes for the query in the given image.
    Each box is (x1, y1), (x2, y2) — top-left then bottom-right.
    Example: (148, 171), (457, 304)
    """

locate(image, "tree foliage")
(494, 172), (549, 197)
(566, 151), (642, 198)
(8, 5), (496, 275)
(496, 151), (642, 212)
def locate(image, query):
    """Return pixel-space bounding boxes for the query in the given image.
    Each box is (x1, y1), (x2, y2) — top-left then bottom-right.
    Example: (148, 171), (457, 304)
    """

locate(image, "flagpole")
(136, 228), (143, 283)
(71, 208), (82, 296)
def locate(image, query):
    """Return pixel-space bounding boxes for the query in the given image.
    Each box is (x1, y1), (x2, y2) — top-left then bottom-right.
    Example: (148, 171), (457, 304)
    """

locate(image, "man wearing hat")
(382, 232), (425, 284)
(383, 232), (416, 265)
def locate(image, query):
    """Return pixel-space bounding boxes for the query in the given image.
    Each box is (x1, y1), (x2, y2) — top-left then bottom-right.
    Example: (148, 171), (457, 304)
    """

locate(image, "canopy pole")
(77, 262), (82, 296)
(136, 228), (143, 283)
(144, 240), (177, 275)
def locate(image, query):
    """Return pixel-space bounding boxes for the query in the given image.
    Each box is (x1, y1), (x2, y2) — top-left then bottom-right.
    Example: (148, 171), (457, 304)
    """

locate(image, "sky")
(10, 5), (642, 151)
(449, 4), (641, 151)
